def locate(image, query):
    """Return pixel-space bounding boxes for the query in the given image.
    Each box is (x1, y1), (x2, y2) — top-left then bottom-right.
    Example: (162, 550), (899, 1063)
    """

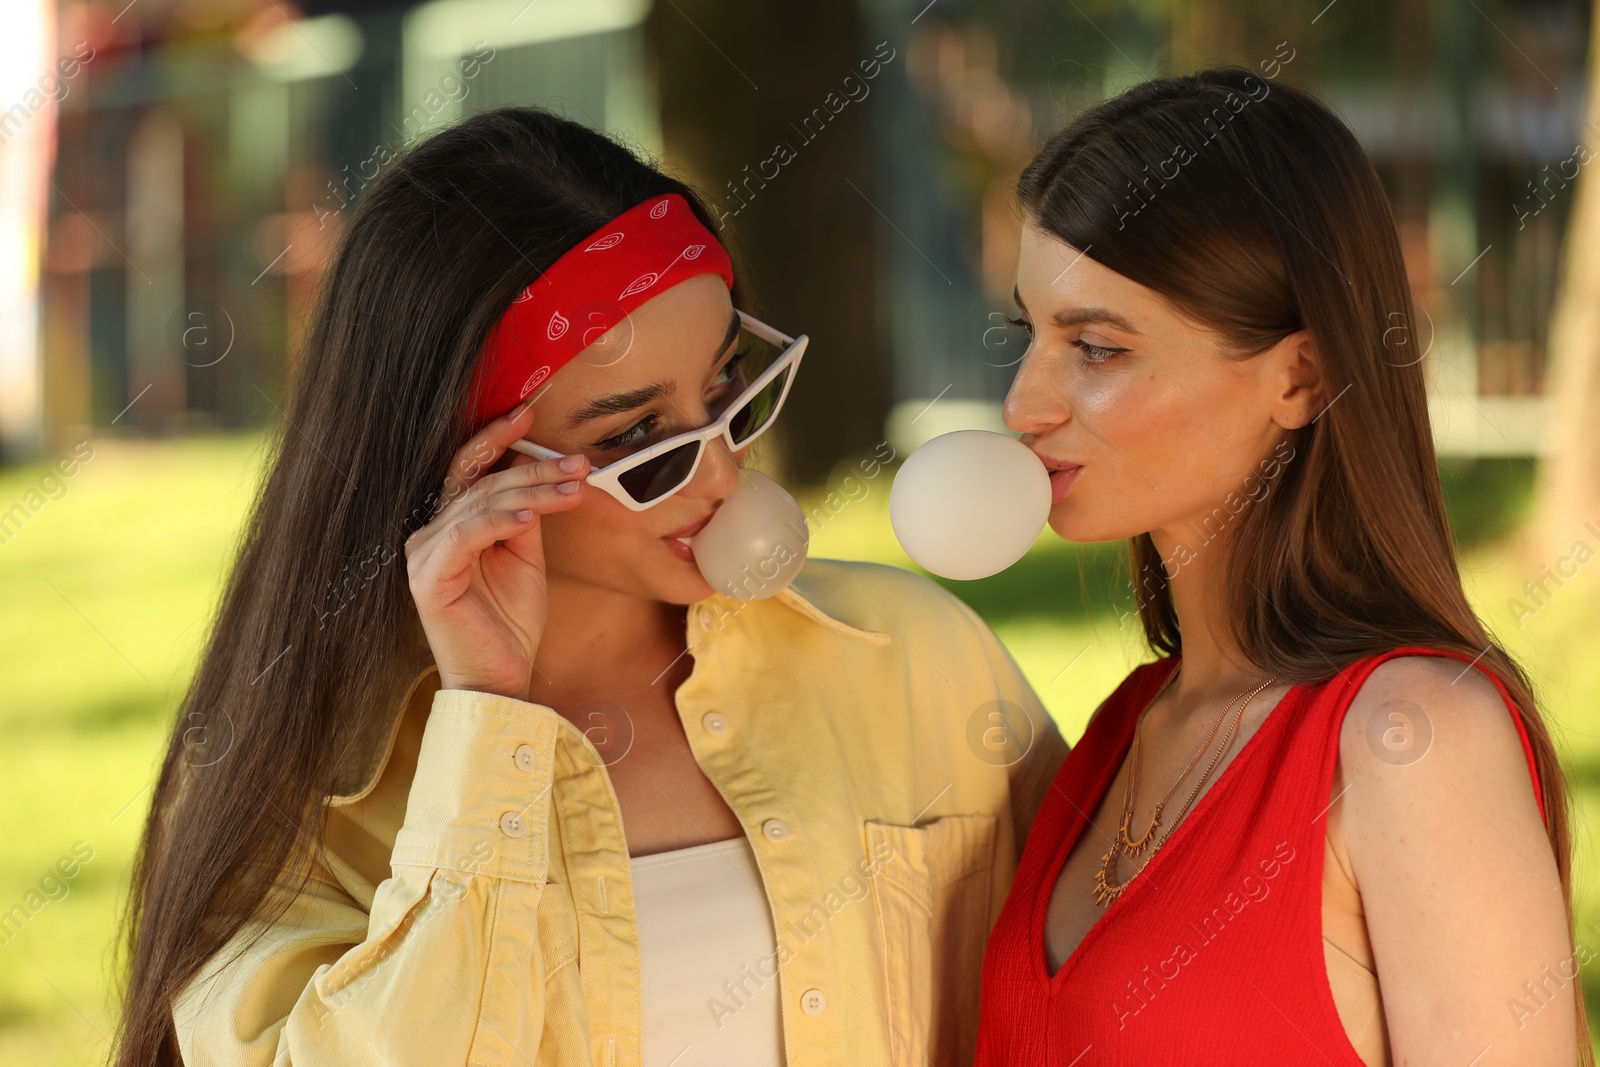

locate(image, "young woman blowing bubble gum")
(973, 69), (1591, 1065)
(110, 108), (1069, 1067)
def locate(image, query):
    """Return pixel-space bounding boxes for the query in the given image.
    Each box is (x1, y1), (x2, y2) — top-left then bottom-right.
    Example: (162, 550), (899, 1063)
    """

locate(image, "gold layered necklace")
(1091, 668), (1277, 908)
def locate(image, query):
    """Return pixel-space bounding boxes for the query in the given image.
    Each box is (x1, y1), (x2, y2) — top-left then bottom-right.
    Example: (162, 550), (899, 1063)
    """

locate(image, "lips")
(663, 511), (715, 540)
(1030, 451), (1081, 473)
(1026, 447), (1084, 503)
(1047, 466), (1083, 503)
(661, 510), (716, 563)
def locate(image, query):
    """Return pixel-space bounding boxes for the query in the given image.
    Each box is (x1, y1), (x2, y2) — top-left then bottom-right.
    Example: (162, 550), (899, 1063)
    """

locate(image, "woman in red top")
(975, 67), (1592, 1066)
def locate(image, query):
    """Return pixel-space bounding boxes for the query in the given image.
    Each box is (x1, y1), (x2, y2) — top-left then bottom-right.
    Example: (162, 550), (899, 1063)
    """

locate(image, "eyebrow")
(565, 309), (743, 428)
(1013, 287), (1142, 336)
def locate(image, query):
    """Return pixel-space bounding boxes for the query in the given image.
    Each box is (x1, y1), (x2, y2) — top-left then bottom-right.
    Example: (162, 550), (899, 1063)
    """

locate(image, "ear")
(1266, 329), (1326, 430)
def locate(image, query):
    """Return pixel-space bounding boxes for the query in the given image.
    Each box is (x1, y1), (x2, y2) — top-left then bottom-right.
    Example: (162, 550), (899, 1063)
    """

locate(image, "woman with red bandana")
(111, 108), (1068, 1067)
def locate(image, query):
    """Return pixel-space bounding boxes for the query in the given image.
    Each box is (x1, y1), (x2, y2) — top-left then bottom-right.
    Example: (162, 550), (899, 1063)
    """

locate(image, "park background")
(2, 0), (1599, 1061)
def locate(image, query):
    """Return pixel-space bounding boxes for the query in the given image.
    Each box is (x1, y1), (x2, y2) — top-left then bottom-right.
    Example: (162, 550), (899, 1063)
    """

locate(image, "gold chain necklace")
(1091, 670), (1277, 907)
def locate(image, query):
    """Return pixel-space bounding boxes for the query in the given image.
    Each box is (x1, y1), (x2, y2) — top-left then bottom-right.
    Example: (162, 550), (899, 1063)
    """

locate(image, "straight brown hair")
(108, 108), (738, 1066)
(1019, 66), (1592, 1060)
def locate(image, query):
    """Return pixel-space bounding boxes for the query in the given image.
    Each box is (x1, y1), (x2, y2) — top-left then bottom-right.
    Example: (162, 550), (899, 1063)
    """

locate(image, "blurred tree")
(1168, 0), (1260, 69)
(647, 0), (888, 486)
(1534, 0), (1600, 554)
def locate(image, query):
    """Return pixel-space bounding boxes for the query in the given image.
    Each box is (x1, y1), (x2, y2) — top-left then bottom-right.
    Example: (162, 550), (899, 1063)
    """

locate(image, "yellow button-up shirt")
(173, 558), (1069, 1067)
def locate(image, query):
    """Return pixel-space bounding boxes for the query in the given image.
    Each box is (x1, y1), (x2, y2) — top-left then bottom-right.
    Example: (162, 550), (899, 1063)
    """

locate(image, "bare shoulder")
(1335, 652), (1547, 869)
(1328, 661), (1572, 1060)
(1338, 653), (1533, 785)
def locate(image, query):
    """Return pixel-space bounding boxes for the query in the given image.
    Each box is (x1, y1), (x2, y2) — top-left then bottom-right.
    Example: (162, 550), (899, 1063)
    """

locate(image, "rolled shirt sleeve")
(173, 689), (563, 1066)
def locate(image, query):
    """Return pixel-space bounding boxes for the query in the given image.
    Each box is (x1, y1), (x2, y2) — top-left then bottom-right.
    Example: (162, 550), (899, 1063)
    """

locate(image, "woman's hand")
(405, 401), (589, 701)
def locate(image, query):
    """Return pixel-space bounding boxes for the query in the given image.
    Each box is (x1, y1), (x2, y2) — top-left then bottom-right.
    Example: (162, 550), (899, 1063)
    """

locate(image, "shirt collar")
(330, 562), (891, 806)
(692, 562), (892, 646)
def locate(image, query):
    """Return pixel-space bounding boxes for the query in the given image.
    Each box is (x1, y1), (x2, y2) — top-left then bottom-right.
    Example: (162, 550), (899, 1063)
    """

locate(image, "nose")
(682, 431), (742, 502)
(1002, 345), (1070, 438)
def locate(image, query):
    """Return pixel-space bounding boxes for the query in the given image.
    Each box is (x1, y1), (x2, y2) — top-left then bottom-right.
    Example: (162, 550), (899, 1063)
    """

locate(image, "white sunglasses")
(507, 310), (808, 511)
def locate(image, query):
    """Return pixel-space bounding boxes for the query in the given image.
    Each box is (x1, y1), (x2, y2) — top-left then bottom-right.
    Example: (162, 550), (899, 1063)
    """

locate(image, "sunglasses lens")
(616, 440), (701, 504)
(606, 323), (798, 506)
(728, 362), (793, 446)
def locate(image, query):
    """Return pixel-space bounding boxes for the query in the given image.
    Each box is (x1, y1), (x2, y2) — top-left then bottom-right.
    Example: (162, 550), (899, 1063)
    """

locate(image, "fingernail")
(515, 399), (535, 419)
(558, 454), (584, 473)
(514, 509), (534, 521)
(557, 480), (581, 494)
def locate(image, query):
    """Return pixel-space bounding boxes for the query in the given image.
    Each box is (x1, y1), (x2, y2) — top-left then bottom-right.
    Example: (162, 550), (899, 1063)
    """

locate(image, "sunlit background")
(2, 0), (1598, 1061)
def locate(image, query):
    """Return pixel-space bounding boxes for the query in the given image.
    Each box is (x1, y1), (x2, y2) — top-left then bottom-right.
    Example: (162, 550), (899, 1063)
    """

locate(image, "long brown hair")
(1019, 66), (1592, 1059)
(109, 108), (739, 1066)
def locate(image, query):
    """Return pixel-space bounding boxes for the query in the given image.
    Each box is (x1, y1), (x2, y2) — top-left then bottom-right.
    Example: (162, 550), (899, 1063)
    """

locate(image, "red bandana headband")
(465, 192), (735, 430)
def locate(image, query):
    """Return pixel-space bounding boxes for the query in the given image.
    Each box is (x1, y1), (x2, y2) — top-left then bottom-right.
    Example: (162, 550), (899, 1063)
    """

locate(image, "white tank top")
(629, 835), (786, 1066)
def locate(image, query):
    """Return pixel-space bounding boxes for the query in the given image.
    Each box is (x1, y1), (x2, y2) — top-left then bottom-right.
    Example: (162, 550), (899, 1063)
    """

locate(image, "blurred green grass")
(0, 436), (1594, 1063)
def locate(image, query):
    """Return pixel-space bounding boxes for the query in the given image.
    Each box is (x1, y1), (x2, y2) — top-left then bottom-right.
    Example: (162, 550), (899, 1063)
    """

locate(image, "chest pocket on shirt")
(864, 813), (997, 1067)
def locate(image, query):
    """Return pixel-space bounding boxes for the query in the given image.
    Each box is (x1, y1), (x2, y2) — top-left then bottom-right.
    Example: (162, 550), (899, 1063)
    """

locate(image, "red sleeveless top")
(974, 647), (1546, 1066)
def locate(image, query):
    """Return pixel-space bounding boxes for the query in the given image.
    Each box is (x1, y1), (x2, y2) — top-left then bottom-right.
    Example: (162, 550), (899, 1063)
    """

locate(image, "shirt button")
(699, 609), (714, 631)
(499, 811), (527, 837)
(702, 712), (728, 734)
(762, 818), (790, 843)
(513, 744), (538, 772)
(800, 988), (827, 1015)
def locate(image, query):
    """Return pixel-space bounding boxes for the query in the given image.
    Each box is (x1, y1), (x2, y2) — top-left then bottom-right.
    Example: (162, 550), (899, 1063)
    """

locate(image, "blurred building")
(30, 0), (659, 453)
(3, 0), (1591, 470)
(874, 0), (1591, 461)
